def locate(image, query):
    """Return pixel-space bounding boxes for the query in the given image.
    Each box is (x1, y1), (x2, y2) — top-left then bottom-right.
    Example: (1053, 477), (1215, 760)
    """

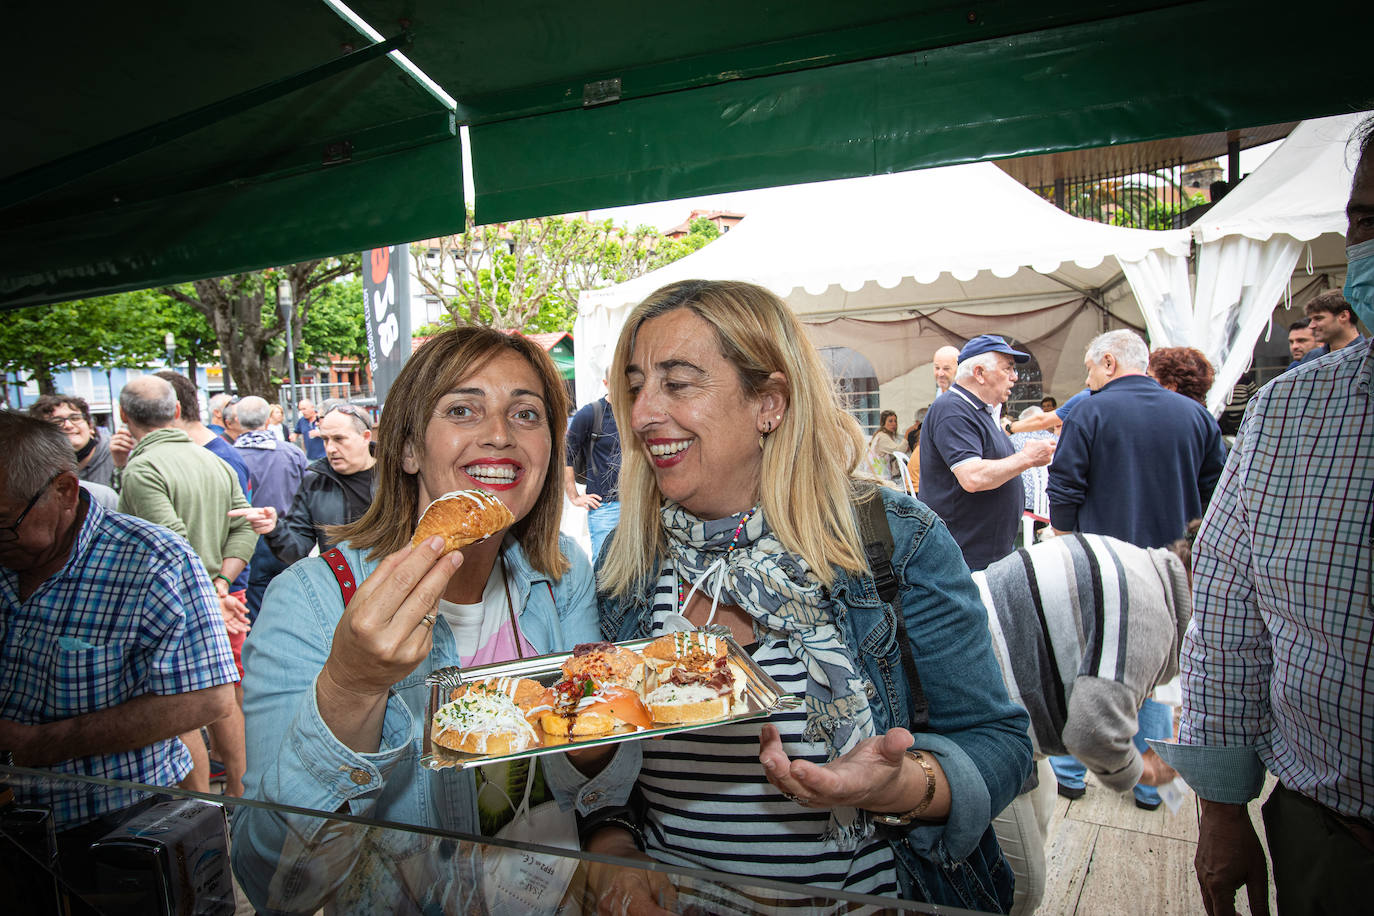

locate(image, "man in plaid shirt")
(0, 413), (238, 838)
(1153, 117), (1374, 915)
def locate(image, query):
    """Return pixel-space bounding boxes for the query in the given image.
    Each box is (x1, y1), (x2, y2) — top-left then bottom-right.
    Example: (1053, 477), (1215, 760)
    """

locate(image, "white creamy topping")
(434, 691), (537, 745)
(646, 683), (721, 705)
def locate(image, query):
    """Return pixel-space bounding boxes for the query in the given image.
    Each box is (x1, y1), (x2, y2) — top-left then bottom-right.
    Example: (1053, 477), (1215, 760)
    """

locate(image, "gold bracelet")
(872, 750), (937, 826)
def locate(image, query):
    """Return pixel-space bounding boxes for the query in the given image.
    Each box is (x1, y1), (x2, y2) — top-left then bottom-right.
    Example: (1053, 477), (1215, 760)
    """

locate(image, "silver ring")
(783, 792), (803, 805)
(421, 613), (437, 628)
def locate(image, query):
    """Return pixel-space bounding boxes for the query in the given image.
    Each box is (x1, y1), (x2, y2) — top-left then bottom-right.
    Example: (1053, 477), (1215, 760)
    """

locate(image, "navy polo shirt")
(919, 383), (1022, 571)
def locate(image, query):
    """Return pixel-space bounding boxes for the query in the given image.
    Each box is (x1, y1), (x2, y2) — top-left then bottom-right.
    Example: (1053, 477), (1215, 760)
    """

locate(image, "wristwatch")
(872, 750), (937, 826)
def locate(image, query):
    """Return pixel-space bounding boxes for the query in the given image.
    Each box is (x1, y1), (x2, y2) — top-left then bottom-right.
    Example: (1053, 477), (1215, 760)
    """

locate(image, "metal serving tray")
(421, 635), (801, 770)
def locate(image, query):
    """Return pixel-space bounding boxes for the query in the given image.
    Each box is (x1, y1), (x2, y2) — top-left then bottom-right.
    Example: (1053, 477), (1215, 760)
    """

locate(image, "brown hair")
(154, 371), (202, 422)
(330, 327), (571, 578)
(1148, 347), (1215, 405)
(1305, 289), (1355, 324)
(28, 394), (91, 425)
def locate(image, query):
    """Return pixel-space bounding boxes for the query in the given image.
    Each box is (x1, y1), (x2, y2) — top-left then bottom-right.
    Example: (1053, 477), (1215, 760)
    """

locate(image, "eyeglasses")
(322, 403), (373, 429)
(0, 472), (62, 543)
(45, 413), (86, 428)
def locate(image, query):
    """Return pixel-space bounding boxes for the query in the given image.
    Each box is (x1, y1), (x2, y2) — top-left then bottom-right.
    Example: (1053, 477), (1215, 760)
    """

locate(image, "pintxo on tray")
(424, 634), (801, 769)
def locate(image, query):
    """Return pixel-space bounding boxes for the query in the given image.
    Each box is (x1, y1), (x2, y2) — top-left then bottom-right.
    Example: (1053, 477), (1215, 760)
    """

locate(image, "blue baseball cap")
(958, 334), (1030, 364)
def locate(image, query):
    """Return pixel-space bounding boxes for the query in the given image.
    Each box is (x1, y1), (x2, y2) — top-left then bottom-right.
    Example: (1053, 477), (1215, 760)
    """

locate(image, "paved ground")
(1042, 772), (1277, 916)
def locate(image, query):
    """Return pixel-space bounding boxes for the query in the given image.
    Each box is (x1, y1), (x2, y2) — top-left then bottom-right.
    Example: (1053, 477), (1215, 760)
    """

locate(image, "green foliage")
(0, 290), (169, 395)
(412, 210), (721, 335)
(299, 275), (367, 364)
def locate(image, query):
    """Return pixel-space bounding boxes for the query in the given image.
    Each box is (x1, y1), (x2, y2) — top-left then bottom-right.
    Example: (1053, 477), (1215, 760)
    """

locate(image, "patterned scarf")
(660, 500), (877, 847)
(234, 429), (278, 450)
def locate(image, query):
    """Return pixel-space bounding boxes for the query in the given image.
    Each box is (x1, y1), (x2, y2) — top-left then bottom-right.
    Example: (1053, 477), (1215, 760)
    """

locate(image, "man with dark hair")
(1286, 317), (1317, 368)
(0, 412), (236, 895)
(1300, 289), (1363, 362)
(230, 395), (306, 613)
(115, 375), (256, 796)
(27, 394), (115, 488)
(1154, 115), (1374, 915)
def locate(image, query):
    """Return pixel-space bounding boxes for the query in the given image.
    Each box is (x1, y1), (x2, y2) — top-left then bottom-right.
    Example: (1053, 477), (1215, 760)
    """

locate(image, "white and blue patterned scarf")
(234, 429), (278, 450)
(661, 500), (877, 846)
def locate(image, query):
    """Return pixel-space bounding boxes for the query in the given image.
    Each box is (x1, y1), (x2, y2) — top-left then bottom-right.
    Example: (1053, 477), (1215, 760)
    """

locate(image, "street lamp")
(164, 332), (176, 370)
(278, 277), (298, 421)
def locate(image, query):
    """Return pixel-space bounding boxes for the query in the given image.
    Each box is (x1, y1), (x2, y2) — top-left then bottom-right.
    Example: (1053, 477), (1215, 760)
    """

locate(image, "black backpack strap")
(855, 489), (930, 733)
(586, 397), (606, 483)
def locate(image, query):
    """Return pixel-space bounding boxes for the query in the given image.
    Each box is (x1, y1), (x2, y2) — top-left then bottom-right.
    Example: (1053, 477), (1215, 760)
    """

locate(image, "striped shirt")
(638, 569), (899, 907)
(1162, 340), (1374, 818)
(974, 534), (1188, 790)
(0, 496), (239, 828)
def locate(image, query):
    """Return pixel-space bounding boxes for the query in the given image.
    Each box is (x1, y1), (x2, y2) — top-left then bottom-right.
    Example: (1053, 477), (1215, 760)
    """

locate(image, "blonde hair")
(330, 327), (571, 578)
(599, 280), (868, 596)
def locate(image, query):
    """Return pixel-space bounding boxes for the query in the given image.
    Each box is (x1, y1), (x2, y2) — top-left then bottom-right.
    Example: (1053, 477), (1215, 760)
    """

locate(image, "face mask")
(1344, 238), (1374, 330)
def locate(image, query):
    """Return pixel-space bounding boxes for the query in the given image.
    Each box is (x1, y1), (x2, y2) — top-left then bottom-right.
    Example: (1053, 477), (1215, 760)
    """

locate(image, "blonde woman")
(582, 280), (1031, 912)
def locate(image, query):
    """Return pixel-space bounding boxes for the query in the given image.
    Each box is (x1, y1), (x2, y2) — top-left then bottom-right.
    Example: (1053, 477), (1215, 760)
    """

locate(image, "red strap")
(322, 548), (357, 607)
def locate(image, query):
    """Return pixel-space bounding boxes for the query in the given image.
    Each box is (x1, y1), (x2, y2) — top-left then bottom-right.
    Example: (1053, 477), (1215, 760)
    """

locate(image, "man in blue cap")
(919, 334), (1056, 571)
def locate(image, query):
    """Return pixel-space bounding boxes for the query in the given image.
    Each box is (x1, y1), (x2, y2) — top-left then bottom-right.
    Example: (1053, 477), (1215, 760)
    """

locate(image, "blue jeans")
(1050, 697), (1172, 805)
(586, 500), (620, 562)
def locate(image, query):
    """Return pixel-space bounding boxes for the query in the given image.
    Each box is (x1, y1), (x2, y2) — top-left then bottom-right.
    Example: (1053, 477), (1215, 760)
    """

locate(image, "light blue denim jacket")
(230, 535), (608, 915)
(585, 488), (1032, 910)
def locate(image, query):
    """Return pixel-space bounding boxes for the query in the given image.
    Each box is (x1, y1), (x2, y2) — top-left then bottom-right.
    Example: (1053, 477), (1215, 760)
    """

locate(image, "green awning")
(3, 0), (1368, 309)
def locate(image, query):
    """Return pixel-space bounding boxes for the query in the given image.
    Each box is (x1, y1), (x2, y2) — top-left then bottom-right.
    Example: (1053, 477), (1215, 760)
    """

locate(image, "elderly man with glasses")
(28, 395), (116, 488)
(0, 412), (237, 890)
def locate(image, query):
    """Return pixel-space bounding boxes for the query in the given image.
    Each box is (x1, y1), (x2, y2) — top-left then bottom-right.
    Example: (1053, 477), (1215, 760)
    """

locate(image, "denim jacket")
(591, 488), (1031, 910)
(230, 535), (600, 915)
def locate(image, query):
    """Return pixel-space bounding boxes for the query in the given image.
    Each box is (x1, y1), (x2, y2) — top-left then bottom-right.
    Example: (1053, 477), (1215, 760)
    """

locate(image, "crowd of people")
(3, 117), (1371, 916)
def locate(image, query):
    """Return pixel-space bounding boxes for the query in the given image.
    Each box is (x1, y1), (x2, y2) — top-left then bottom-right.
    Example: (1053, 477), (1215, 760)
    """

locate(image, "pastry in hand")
(412, 489), (514, 554)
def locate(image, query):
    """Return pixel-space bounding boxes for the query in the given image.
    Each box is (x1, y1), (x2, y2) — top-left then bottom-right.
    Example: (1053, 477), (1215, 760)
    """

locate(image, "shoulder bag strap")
(855, 490), (930, 733)
(321, 547), (358, 607)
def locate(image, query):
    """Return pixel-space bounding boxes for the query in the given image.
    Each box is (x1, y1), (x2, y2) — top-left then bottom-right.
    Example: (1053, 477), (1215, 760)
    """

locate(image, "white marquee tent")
(574, 160), (1191, 408)
(1125, 110), (1366, 414)
(574, 113), (1366, 413)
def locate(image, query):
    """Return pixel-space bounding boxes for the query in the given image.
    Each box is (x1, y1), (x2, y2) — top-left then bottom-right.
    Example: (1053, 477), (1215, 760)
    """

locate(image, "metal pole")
(279, 278), (299, 422)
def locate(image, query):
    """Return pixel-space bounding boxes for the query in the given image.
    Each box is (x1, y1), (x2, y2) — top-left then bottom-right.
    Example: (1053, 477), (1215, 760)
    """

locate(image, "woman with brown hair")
(232, 327), (599, 913)
(1147, 346), (1215, 405)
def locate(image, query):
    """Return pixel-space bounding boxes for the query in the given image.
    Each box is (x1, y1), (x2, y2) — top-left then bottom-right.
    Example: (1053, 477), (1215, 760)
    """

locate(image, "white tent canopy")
(574, 162), (1191, 407)
(1132, 111), (1366, 414)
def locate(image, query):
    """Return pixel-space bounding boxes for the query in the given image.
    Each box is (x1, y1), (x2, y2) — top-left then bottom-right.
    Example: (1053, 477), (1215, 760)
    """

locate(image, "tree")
(411, 212), (711, 334)
(158, 256), (360, 398)
(158, 291), (220, 383)
(0, 291), (167, 398)
(300, 275), (367, 365)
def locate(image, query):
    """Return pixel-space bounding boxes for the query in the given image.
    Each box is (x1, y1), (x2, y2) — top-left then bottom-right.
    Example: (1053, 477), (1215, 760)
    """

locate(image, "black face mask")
(74, 433), (97, 463)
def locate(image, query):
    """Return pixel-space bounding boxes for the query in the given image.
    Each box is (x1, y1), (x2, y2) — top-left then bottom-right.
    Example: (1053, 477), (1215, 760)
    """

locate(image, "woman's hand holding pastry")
(316, 537), (463, 751)
(759, 724), (950, 818)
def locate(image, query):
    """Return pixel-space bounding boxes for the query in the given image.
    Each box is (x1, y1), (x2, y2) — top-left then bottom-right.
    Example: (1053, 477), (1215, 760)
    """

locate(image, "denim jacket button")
(349, 767), (372, 786)
(582, 790), (604, 805)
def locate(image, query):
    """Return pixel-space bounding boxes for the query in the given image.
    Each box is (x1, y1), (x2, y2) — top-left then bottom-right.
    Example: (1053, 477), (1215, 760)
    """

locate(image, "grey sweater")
(972, 533), (1192, 791)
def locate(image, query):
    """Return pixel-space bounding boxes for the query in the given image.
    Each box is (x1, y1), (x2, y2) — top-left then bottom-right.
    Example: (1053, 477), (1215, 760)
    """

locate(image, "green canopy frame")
(2, 0), (1368, 309)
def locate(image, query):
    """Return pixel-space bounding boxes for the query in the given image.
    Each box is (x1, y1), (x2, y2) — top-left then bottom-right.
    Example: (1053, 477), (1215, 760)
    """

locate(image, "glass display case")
(0, 765), (985, 916)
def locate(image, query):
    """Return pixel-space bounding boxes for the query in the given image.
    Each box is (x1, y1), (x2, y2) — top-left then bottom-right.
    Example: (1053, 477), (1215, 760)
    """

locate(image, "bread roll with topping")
(432, 686), (540, 754)
(412, 489), (514, 554)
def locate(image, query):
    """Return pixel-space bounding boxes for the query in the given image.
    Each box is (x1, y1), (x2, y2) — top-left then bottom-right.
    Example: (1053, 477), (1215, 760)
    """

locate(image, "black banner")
(363, 245), (412, 406)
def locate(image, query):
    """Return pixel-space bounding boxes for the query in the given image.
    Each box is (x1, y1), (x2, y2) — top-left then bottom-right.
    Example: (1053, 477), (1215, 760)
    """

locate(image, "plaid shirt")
(0, 495), (238, 828)
(1153, 340), (1374, 819)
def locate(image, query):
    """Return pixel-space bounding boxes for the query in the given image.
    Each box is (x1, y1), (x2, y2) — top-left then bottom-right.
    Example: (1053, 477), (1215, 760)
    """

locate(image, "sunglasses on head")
(322, 403), (372, 428)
